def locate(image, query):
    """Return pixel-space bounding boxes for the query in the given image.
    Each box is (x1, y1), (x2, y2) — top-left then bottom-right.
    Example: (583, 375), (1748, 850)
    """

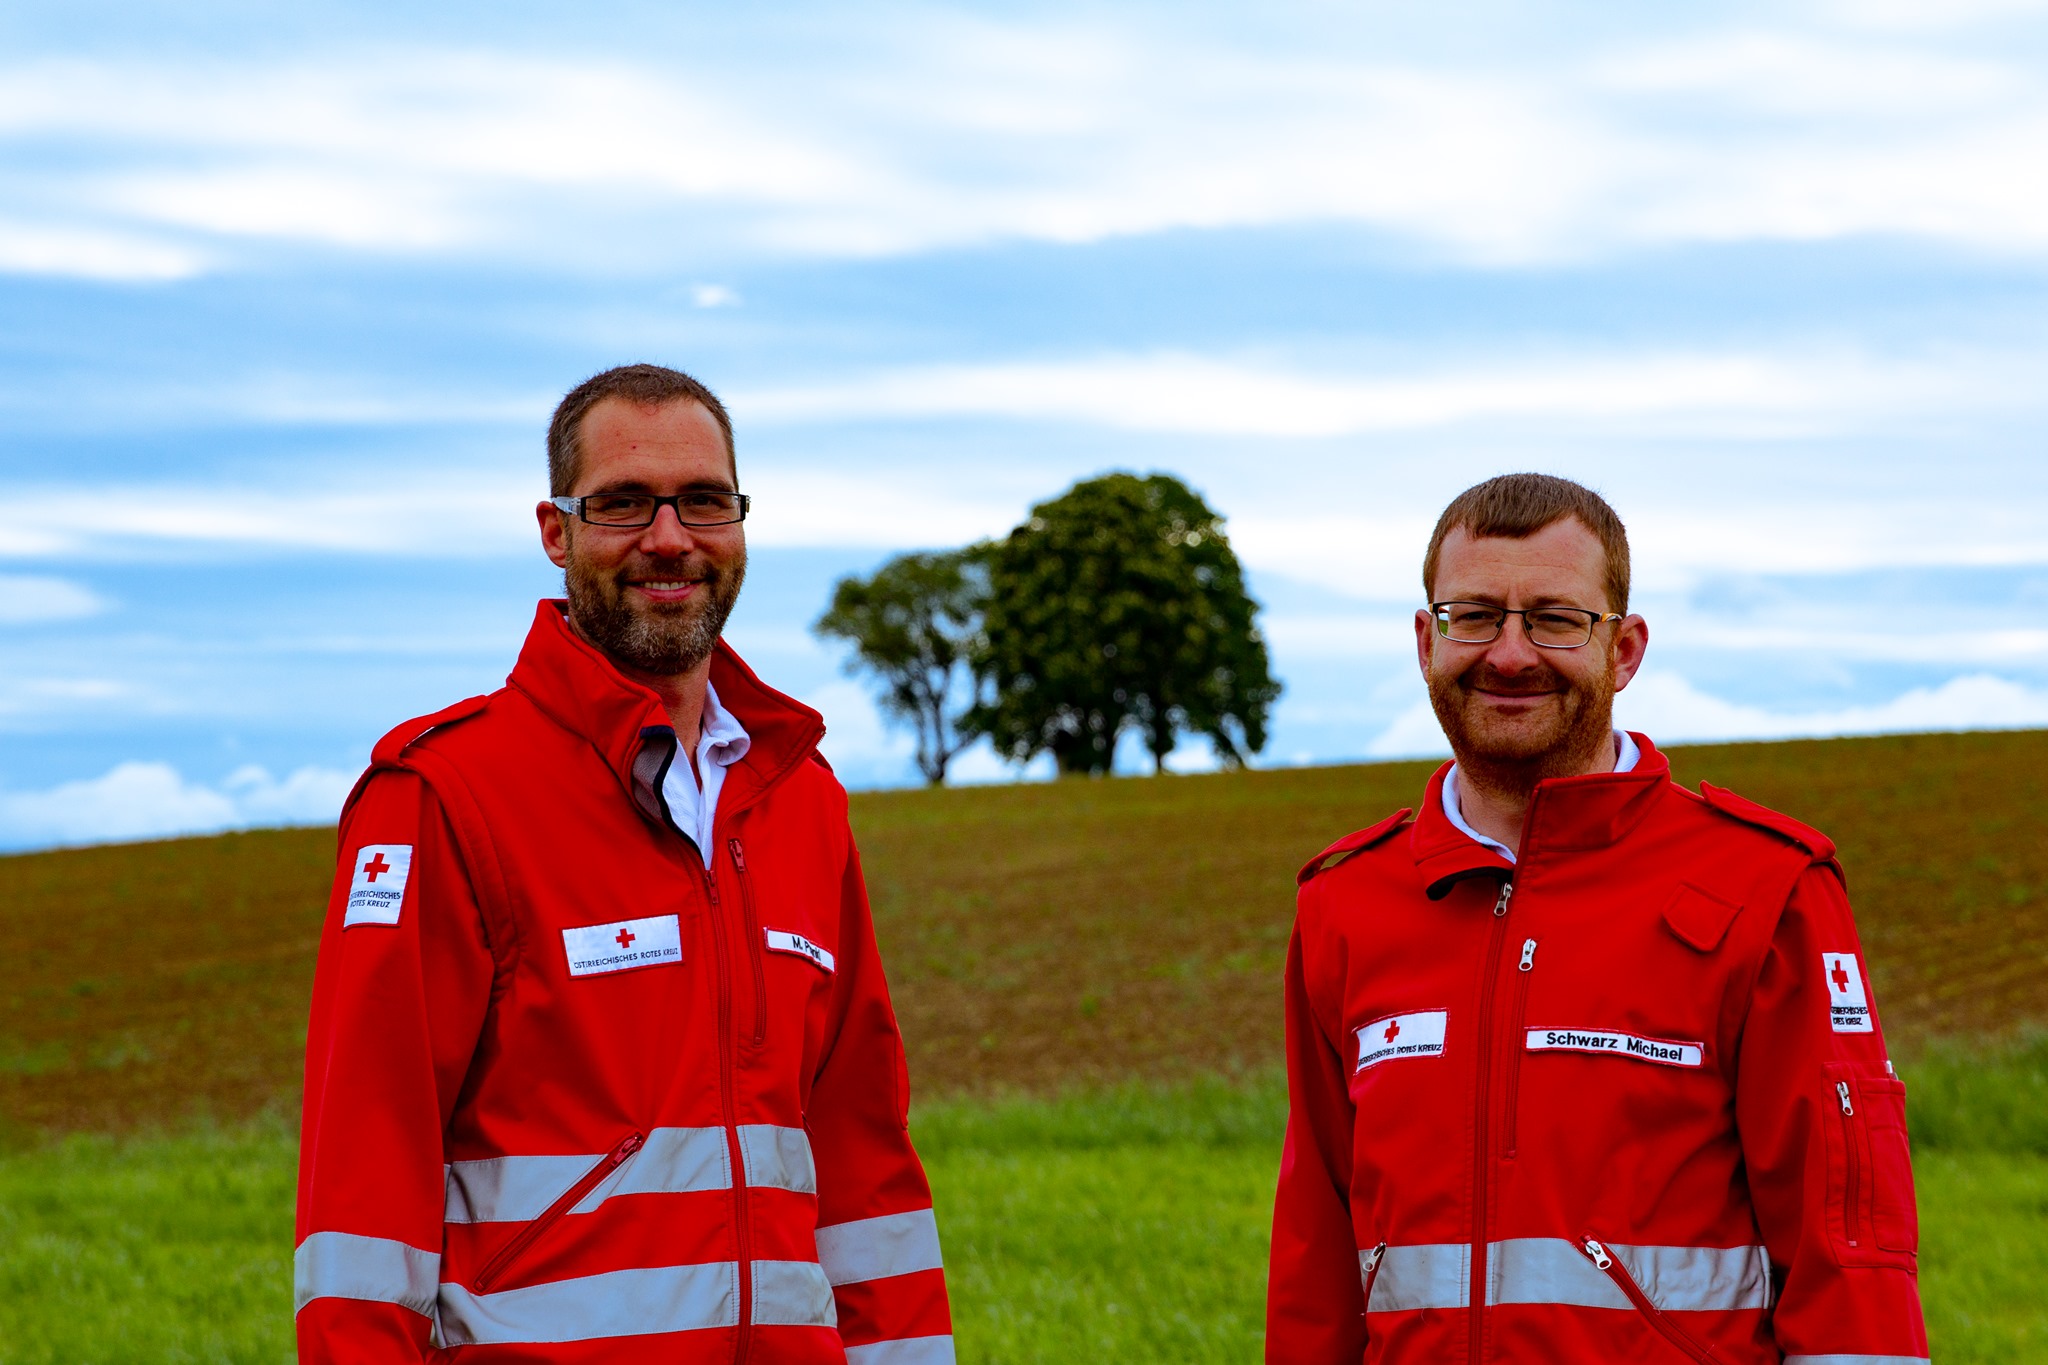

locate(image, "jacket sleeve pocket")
(1821, 1062), (1918, 1266)
(1860, 1074), (1918, 1254)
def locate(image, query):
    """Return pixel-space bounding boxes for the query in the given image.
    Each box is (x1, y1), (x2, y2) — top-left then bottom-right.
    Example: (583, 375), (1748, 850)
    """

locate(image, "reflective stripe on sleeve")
(293, 1230), (440, 1317)
(1368, 1239), (1771, 1314)
(845, 1335), (959, 1365)
(444, 1127), (729, 1223)
(436, 1261), (739, 1345)
(816, 1208), (945, 1286)
(1784, 1357), (1932, 1364)
(749, 1259), (838, 1326)
(737, 1124), (817, 1194)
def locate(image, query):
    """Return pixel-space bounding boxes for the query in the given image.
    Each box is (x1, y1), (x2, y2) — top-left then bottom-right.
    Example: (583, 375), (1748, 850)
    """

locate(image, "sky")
(3, 0), (2047, 849)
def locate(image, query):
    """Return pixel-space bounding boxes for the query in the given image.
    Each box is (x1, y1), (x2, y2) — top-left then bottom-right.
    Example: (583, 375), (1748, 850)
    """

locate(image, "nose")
(637, 503), (698, 554)
(1482, 613), (1546, 672)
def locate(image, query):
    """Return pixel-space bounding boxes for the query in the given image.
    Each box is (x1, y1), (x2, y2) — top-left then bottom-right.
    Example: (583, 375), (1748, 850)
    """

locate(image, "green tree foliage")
(814, 549), (989, 785)
(966, 472), (1280, 776)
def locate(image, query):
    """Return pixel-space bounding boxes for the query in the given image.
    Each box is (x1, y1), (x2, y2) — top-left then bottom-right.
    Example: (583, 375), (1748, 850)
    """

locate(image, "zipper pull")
(1518, 938), (1537, 971)
(1362, 1242), (1386, 1275)
(609, 1132), (645, 1166)
(728, 837), (747, 872)
(1493, 881), (1515, 917)
(1837, 1080), (1854, 1116)
(1580, 1236), (1612, 1271)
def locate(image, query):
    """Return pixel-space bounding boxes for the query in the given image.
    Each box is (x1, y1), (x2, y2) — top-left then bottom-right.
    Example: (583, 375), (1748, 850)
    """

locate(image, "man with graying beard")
(295, 364), (953, 1364)
(1268, 474), (1927, 1364)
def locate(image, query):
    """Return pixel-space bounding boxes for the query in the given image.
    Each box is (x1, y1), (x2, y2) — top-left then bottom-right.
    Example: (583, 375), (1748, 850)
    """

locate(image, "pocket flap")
(1662, 882), (1742, 953)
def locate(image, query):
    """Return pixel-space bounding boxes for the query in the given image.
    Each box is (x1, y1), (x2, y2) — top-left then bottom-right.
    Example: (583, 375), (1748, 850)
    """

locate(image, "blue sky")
(4, 0), (2048, 848)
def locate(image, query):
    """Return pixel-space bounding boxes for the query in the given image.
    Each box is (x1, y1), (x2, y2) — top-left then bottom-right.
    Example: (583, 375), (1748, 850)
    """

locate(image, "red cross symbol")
(1830, 959), (1851, 994)
(1383, 1018), (1401, 1043)
(361, 852), (391, 882)
(615, 927), (637, 950)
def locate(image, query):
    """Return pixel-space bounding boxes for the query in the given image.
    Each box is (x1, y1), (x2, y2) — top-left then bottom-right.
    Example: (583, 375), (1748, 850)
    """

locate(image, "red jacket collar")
(1410, 732), (1671, 898)
(506, 601), (827, 827)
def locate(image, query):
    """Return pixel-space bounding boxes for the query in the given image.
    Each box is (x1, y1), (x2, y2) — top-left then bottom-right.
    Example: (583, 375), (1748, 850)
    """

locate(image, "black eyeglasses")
(1429, 601), (1622, 649)
(551, 492), (750, 529)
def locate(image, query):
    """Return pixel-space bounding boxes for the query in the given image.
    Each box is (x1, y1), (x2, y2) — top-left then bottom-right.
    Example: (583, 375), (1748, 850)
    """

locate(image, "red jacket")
(296, 602), (952, 1365)
(1267, 736), (1926, 1364)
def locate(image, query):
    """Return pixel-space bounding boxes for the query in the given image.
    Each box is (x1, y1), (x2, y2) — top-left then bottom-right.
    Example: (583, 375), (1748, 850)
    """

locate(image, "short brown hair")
(1422, 473), (1631, 612)
(547, 364), (735, 496)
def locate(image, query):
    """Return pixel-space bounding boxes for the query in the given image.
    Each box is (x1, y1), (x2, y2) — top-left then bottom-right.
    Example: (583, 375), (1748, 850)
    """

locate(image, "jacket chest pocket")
(725, 836), (836, 1050)
(1822, 1062), (1918, 1264)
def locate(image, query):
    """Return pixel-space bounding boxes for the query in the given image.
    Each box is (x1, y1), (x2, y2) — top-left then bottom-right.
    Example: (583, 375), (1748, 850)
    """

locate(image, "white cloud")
(691, 284), (741, 308)
(6, 10), (2048, 276)
(0, 218), (206, 280)
(1363, 669), (2048, 759)
(0, 575), (107, 624)
(0, 761), (355, 850)
(1614, 668), (2048, 741)
(733, 346), (2025, 438)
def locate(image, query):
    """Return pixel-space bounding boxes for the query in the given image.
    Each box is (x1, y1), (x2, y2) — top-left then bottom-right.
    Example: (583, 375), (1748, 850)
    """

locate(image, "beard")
(563, 541), (746, 678)
(1426, 653), (1616, 794)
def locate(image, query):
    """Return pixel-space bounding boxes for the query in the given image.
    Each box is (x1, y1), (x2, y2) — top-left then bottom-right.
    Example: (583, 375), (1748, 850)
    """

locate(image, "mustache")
(1454, 665), (1567, 696)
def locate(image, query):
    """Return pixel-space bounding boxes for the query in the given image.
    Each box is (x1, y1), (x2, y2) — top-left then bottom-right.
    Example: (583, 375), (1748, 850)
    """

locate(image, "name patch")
(344, 844), (413, 928)
(562, 915), (683, 978)
(1823, 952), (1873, 1033)
(764, 928), (835, 974)
(1354, 1009), (1448, 1072)
(1525, 1027), (1704, 1068)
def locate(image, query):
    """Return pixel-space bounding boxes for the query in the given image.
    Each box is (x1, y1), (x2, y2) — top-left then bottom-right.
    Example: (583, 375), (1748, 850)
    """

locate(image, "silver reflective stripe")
(737, 1124), (817, 1194)
(750, 1259), (837, 1326)
(1489, 1239), (1771, 1311)
(1605, 1242), (1771, 1312)
(1369, 1242), (1469, 1312)
(817, 1208), (945, 1286)
(574, 1128), (730, 1212)
(1784, 1358), (1932, 1364)
(846, 1336), (959, 1365)
(1368, 1239), (1771, 1314)
(437, 1261), (738, 1345)
(293, 1231), (439, 1317)
(444, 1127), (729, 1223)
(1488, 1238), (1628, 1309)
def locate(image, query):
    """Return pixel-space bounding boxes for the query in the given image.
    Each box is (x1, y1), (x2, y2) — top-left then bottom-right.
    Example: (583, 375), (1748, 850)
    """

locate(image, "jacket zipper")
(1501, 938), (1537, 1160)
(1361, 1240), (1388, 1311)
(1836, 1080), (1864, 1249)
(702, 862), (756, 1358)
(1578, 1235), (1718, 1364)
(728, 838), (769, 1048)
(1467, 879), (1514, 1365)
(472, 1131), (644, 1292)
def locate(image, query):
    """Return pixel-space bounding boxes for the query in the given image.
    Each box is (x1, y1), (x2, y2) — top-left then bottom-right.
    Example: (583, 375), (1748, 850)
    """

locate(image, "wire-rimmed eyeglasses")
(550, 491), (750, 529)
(1429, 601), (1622, 649)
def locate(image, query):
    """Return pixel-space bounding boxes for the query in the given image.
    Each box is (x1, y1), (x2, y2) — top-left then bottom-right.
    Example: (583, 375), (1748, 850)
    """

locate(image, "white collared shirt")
(1442, 730), (1640, 865)
(659, 681), (752, 858)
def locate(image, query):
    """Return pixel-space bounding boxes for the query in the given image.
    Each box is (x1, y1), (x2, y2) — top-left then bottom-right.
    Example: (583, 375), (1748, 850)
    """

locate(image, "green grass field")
(3, 1046), (2043, 1364)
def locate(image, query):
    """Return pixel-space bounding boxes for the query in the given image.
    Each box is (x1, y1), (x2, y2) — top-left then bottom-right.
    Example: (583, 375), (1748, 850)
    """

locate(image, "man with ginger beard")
(294, 365), (954, 1364)
(1267, 474), (1927, 1364)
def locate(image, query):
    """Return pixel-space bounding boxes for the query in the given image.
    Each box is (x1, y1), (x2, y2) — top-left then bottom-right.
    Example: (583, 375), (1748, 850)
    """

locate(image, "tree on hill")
(965, 472), (1280, 776)
(813, 548), (989, 785)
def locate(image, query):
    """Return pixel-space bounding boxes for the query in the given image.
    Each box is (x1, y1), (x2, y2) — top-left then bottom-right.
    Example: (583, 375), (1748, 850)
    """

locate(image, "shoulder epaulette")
(1298, 809), (1412, 884)
(370, 694), (492, 768)
(1697, 782), (1836, 862)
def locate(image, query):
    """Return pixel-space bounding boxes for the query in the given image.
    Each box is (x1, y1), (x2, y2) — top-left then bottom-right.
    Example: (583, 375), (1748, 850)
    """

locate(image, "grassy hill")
(4, 729), (2045, 1135)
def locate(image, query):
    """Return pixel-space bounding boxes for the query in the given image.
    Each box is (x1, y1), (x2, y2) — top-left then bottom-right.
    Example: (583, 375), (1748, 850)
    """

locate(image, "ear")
(1413, 607), (1436, 679)
(538, 500), (571, 570)
(1610, 613), (1649, 690)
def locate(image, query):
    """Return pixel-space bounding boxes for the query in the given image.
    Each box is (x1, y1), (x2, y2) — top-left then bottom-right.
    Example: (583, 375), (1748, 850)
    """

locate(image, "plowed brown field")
(3, 730), (2044, 1134)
